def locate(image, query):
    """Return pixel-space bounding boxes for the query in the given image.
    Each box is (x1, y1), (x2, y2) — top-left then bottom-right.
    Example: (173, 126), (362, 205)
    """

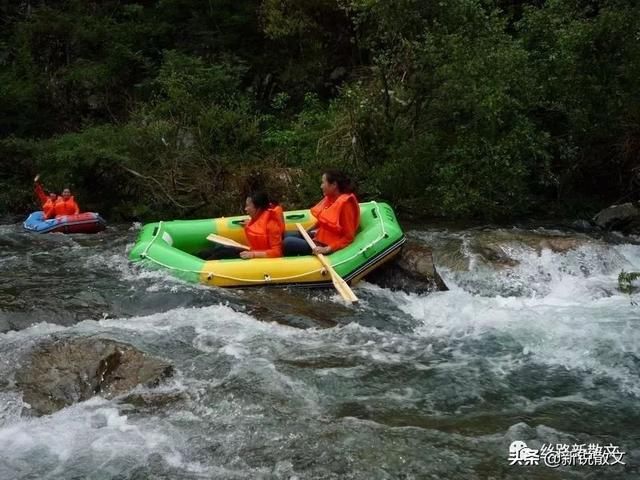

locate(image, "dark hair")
(323, 169), (353, 193)
(247, 191), (274, 210)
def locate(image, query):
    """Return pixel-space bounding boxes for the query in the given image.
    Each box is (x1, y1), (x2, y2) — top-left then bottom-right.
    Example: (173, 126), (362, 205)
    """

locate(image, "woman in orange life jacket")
(283, 170), (360, 256)
(33, 174), (58, 219)
(54, 187), (80, 216)
(198, 192), (285, 260)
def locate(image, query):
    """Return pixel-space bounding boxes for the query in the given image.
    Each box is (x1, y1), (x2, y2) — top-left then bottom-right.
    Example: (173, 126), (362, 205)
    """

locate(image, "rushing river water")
(0, 220), (639, 479)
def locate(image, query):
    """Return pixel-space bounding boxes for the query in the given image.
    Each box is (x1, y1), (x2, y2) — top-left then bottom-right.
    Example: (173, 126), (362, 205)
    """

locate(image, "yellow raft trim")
(200, 256), (329, 287)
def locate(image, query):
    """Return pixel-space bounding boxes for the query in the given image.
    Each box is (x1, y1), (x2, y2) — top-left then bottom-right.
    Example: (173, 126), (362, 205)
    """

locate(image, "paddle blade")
(330, 270), (359, 303)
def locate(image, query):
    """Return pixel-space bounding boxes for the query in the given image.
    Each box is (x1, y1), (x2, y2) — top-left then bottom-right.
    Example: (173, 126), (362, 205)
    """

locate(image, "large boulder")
(15, 337), (173, 416)
(365, 239), (448, 294)
(593, 202), (640, 234)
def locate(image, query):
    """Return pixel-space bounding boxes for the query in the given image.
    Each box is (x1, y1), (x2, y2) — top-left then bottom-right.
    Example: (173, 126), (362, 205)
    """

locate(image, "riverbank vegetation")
(1, 1), (639, 221)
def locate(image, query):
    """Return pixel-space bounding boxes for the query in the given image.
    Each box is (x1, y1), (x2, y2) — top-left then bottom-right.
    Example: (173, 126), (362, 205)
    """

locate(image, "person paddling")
(33, 174), (58, 219)
(283, 170), (360, 256)
(199, 192), (285, 260)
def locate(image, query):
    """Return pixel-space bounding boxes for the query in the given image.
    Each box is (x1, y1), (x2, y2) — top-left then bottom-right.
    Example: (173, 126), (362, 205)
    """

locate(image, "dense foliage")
(1, 0), (639, 220)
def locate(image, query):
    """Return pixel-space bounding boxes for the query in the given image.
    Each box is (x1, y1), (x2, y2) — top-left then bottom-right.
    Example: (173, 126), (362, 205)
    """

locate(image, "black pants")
(282, 229), (322, 256)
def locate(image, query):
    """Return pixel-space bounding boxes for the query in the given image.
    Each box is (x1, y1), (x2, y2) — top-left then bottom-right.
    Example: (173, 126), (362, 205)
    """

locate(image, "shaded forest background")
(1, 0), (639, 221)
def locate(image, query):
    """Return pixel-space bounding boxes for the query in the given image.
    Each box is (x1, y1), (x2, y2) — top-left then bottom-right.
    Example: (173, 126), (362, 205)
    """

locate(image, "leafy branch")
(618, 270), (640, 305)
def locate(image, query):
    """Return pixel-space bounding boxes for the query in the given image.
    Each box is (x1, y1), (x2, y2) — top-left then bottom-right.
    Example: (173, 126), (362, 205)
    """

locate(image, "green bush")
(1, 0), (640, 221)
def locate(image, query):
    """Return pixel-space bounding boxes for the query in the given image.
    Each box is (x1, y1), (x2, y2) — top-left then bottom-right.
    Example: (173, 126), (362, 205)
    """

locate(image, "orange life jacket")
(311, 193), (360, 251)
(270, 204), (285, 232)
(54, 196), (80, 216)
(244, 204), (285, 257)
(34, 182), (57, 219)
(42, 199), (57, 219)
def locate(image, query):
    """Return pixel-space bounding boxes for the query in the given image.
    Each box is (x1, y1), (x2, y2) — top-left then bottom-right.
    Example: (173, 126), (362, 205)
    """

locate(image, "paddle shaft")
(206, 233), (250, 250)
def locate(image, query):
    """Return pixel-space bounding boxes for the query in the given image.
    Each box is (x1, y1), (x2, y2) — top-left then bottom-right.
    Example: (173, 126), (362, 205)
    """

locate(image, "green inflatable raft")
(129, 201), (405, 288)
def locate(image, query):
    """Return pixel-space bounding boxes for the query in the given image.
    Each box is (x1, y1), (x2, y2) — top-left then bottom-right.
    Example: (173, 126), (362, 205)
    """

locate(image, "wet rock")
(429, 230), (596, 273)
(15, 337), (173, 416)
(504, 422), (538, 444)
(478, 231), (592, 260)
(593, 202), (640, 234)
(246, 290), (341, 329)
(478, 236), (589, 271)
(536, 237), (582, 253)
(120, 390), (188, 412)
(570, 219), (595, 232)
(476, 244), (520, 268)
(365, 239), (448, 293)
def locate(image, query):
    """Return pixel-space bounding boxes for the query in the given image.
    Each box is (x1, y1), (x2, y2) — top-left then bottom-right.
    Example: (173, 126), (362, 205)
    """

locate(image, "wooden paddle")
(206, 233), (250, 250)
(295, 223), (358, 303)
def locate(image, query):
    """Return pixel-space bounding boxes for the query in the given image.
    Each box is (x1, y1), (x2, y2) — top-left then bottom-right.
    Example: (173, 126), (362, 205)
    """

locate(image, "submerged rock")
(594, 202), (640, 234)
(476, 244), (520, 268)
(365, 239), (448, 293)
(15, 337), (173, 416)
(475, 230), (595, 265)
(536, 237), (582, 253)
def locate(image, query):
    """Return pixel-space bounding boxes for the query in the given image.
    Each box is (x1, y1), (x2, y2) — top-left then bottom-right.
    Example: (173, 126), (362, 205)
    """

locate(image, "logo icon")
(509, 441), (540, 466)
